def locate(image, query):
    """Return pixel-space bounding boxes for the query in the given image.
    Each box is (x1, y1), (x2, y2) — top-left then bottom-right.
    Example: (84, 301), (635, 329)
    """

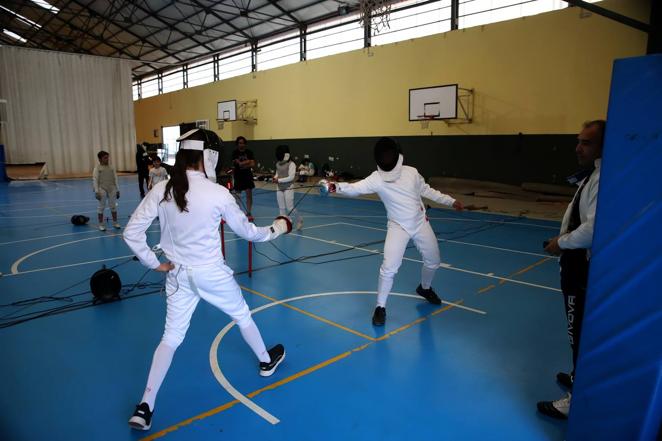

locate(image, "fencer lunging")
(123, 128), (292, 431)
(327, 137), (463, 326)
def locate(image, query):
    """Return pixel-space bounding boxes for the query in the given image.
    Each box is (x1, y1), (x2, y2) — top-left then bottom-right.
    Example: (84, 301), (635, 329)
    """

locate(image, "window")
(307, 17), (364, 60)
(218, 50), (252, 81)
(258, 32), (300, 71)
(132, 82), (139, 101)
(458, 0), (575, 29)
(162, 69), (183, 94)
(188, 58), (214, 87)
(141, 76), (158, 98)
(372, 0), (452, 46)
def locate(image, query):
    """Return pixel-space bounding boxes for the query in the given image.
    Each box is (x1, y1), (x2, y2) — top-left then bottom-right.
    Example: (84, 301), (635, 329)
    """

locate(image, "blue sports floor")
(0, 176), (570, 441)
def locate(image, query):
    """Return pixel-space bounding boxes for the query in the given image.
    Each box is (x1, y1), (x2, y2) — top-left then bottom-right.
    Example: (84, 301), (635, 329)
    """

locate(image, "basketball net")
(358, 0), (392, 34)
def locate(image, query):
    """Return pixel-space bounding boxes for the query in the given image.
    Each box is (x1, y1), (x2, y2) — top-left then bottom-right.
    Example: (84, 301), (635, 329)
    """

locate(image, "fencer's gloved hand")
(95, 192), (102, 201)
(116, 191), (120, 199)
(318, 179), (336, 197)
(269, 216), (292, 239)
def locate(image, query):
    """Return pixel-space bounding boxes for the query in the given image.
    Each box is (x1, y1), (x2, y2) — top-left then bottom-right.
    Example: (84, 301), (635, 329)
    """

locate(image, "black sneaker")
(537, 393), (571, 420)
(259, 344), (285, 377)
(372, 306), (386, 326)
(416, 284), (442, 305)
(556, 371), (573, 389)
(128, 402), (153, 430)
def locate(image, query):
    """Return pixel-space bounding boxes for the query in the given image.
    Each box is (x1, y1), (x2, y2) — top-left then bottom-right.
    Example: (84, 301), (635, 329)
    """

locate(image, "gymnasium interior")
(0, 1), (660, 440)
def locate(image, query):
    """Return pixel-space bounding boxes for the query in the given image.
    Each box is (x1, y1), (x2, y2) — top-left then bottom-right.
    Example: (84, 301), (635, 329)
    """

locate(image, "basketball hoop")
(358, 0), (392, 33)
(418, 115), (437, 129)
(216, 118), (229, 130)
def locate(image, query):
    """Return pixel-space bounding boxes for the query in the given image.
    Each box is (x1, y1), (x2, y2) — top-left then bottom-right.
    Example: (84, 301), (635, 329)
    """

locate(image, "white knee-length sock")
(239, 319), (270, 363)
(377, 275), (393, 307)
(141, 342), (176, 410)
(421, 266), (437, 290)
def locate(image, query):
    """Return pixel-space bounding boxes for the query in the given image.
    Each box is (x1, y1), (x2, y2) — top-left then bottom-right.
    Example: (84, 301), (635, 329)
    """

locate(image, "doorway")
(161, 126), (180, 165)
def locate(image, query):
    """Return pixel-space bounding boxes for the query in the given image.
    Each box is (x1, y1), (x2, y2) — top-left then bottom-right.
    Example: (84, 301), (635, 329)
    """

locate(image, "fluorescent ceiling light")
(0, 5), (42, 29)
(30, 0), (59, 13)
(3, 29), (28, 43)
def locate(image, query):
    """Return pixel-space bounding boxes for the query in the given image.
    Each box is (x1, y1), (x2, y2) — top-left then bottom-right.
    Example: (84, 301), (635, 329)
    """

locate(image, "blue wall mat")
(568, 55), (662, 441)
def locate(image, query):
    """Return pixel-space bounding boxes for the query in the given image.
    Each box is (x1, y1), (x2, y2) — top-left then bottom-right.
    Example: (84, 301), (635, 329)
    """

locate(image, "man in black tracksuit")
(537, 120), (606, 420)
(136, 143), (151, 198)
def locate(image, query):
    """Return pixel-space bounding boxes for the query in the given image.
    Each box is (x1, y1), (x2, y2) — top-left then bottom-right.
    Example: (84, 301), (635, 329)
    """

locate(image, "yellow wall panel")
(134, 0), (648, 142)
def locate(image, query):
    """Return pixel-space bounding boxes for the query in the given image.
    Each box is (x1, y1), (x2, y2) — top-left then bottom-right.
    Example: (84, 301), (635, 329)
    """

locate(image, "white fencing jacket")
(558, 158), (601, 253)
(124, 170), (275, 269)
(337, 156), (456, 235)
(92, 164), (118, 193)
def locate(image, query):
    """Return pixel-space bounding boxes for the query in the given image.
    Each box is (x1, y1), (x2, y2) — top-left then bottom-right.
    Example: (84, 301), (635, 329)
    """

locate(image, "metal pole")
(300, 26), (307, 61)
(251, 41), (258, 72)
(451, 0), (459, 30)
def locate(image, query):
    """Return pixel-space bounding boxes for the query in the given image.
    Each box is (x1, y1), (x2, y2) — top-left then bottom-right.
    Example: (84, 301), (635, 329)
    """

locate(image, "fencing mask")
(71, 215), (90, 226)
(177, 128), (223, 183)
(374, 137), (403, 182)
(275, 145), (290, 162)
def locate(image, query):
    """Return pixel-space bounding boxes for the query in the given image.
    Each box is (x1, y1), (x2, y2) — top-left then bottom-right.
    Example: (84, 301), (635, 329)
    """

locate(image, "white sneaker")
(98, 224), (106, 231)
(113, 222), (121, 229)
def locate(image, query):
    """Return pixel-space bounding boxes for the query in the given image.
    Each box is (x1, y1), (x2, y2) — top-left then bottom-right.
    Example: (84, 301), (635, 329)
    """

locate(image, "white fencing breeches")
(276, 188), (295, 216)
(377, 220), (441, 307)
(97, 186), (117, 213)
(161, 261), (256, 348)
(140, 261), (269, 410)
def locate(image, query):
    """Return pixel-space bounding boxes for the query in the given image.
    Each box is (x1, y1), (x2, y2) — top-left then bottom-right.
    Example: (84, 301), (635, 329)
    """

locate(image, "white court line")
(3, 237), (245, 277)
(0, 229), (101, 246)
(0, 221), (162, 246)
(252, 213), (559, 230)
(0, 195), (138, 207)
(2, 223), (337, 277)
(2, 254), (136, 276)
(0, 210), (101, 219)
(339, 222), (553, 258)
(10, 233), (128, 274)
(428, 216), (559, 230)
(292, 232), (561, 292)
(0, 199), (143, 213)
(210, 291), (485, 425)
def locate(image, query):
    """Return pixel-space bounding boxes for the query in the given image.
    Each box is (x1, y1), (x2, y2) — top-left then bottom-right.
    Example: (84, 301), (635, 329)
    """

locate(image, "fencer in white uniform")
(274, 145), (303, 230)
(327, 137), (463, 325)
(123, 128), (292, 431)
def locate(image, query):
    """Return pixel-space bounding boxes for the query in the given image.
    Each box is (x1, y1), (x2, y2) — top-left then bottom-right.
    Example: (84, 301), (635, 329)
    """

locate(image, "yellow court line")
(240, 285), (377, 341)
(140, 343), (373, 441)
(140, 301), (463, 441)
(477, 284), (497, 294)
(477, 257), (552, 293)
(374, 302), (460, 341)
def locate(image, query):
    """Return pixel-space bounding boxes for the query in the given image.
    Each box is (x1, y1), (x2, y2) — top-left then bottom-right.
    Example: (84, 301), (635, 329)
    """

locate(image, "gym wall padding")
(234, 134), (579, 185)
(567, 55), (662, 441)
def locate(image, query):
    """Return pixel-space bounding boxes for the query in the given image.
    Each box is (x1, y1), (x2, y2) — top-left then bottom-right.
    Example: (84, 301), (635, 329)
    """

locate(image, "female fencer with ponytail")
(123, 129), (292, 431)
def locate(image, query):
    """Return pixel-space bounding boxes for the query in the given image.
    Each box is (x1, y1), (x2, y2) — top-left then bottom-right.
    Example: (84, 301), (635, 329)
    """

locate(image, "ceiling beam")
(562, 0), (650, 33)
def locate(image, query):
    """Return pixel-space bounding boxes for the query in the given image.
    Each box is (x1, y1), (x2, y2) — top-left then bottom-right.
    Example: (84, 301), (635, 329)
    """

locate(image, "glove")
(318, 179), (336, 197)
(269, 216), (292, 239)
(95, 192), (102, 201)
(116, 191), (120, 199)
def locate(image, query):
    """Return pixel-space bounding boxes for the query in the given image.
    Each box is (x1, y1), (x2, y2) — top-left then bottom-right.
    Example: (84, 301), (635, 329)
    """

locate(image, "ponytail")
(162, 149), (203, 212)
